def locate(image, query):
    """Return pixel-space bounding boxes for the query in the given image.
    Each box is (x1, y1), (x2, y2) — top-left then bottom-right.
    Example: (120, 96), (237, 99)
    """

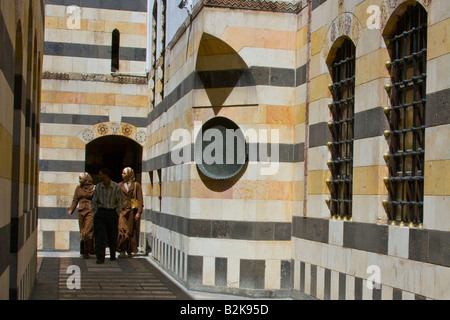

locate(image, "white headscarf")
(122, 167), (135, 191)
(79, 172), (94, 192)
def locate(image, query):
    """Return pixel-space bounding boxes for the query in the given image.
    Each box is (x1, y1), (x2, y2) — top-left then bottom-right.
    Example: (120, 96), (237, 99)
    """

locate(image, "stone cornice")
(42, 71), (148, 85)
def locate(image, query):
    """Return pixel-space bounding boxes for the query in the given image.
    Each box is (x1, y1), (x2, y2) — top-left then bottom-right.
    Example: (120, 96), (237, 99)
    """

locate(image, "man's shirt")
(92, 181), (122, 215)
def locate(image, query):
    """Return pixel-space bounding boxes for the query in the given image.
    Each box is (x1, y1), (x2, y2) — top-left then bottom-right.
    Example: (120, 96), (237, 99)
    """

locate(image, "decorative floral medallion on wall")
(81, 129), (95, 142)
(135, 130), (147, 144)
(78, 122), (147, 145)
(110, 122), (121, 135)
(97, 123), (109, 135)
(122, 123), (134, 136)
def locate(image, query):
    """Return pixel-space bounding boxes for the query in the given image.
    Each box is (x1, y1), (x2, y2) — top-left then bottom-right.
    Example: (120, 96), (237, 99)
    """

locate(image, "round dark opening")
(195, 117), (247, 180)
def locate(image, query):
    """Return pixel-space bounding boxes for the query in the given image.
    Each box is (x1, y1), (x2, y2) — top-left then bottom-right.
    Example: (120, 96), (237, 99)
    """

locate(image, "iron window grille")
(327, 39), (356, 220)
(150, 0), (166, 109)
(383, 4), (427, 227)
(150, 4), (157, 110)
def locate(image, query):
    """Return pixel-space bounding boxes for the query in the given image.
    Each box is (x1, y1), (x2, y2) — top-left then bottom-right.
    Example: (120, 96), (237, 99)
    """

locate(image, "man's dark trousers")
(94, 208), (118, 261)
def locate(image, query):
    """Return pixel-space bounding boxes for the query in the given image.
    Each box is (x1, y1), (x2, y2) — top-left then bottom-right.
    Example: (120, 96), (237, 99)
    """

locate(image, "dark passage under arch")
(85, 135), (143, 184)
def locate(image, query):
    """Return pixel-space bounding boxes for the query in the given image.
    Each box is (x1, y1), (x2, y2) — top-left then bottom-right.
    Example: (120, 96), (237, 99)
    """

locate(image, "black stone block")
(240, 259), (265, 289)
(187, 255), (203, 285)
(215, 257), (227, 286)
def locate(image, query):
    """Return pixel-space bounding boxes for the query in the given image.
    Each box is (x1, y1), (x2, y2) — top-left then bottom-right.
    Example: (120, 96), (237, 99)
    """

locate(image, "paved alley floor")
(30, 252), (192, 300)
(30, 251), (293, 301)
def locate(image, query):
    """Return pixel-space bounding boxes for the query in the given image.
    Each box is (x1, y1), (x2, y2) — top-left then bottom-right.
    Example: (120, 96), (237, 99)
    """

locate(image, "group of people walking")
(68, 167), (143, 264)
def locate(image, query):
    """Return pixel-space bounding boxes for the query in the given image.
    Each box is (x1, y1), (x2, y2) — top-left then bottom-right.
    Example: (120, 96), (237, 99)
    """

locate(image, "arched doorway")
(85, 135), (143, 185)
(85, 135), (144, 249)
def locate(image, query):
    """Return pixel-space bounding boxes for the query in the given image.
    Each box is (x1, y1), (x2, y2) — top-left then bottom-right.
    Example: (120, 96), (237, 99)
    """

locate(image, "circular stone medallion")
(194, 117), (247, 180)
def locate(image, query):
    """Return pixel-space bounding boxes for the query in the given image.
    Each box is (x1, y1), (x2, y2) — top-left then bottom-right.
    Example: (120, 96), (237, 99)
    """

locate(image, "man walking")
(91, 168), (122, 264)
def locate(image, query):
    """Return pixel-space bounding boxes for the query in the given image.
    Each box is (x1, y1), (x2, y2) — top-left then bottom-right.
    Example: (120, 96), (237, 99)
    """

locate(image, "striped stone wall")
(39, 0), (149, 251)
(423, 0), (450, 232)
(291, 0), (450, 300)
(34, 0), (450, 300)
(146, 0), (449, 299)
(0, 0), (45, 300)
(144, 3), (299, 296)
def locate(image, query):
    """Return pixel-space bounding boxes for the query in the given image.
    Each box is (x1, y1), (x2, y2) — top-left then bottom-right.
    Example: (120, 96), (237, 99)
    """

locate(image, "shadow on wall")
(195, 33), (256, 110)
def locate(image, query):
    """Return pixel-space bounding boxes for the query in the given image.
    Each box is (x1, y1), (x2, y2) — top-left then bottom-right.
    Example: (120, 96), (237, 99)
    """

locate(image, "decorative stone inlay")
(135, 130), (147, 144)
(81, 129), (95, 142)
(379, 1), (390, 31)
(388, 0), (399, 10)
(322, 12), (362, 61)
(110, 122), (121, 135)
(122, 123), (134, 136)
(78, 122), (143, 145)
(97, 123), (109, 135)
(42, 71), (148, 84)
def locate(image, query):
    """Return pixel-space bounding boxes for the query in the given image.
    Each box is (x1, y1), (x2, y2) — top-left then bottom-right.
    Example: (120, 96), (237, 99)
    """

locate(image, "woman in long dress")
(68, 172), (95, 258)
(117, 167), (143, 258)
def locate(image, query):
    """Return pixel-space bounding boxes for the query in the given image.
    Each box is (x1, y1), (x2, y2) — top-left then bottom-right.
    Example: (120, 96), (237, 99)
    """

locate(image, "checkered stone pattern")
(148, 234), (291, 298)
(291, 217), (450, 300)
(294, 260), (431, 300)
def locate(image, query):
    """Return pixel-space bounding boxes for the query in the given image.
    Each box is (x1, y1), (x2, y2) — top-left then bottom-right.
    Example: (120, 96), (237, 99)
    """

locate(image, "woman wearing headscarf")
(117, 167), (144, 258)
(68, 172), (95, 258)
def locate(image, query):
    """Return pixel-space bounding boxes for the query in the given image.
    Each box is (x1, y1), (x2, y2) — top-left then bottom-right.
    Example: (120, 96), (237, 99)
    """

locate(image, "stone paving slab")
(30, 255), (192, 300)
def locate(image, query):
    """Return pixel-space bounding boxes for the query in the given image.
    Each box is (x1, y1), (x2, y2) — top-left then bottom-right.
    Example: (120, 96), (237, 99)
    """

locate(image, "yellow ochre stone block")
(295, 104), (306, 124)
(296, 26), (308, 50)
(0, 126), (12, 180)
(352, 166), (388, 195)
(40, 136), (86, 149)
(427, 20), (450, 60)
(424, 160), (450, 196)
(355, 49), (390, 86)
(54, 231), (69, 250)
(266, 105), (294, 125)
(86, 92), (115, 106)
(39, 183), (77, 196)
(47, 17), (146, 35)
(311, 26), (328, 56)
(221, 27), (295, 52)
(309, 74), (332, 102)
(307, 170), (330, 195)
(190, 179), (293, 201)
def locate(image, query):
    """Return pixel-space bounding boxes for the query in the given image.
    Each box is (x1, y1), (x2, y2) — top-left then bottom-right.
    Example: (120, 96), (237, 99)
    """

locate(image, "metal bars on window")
(384, 5), (427, 227)
(150, 0), (166, 108)
(327, 39), (355, 220)
(150, 5), (157, 110)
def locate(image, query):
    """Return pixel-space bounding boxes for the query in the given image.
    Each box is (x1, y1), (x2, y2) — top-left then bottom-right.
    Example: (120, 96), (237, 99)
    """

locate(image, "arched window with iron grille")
(383, 4), (427, 227)
(327, 38), (356, 221)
